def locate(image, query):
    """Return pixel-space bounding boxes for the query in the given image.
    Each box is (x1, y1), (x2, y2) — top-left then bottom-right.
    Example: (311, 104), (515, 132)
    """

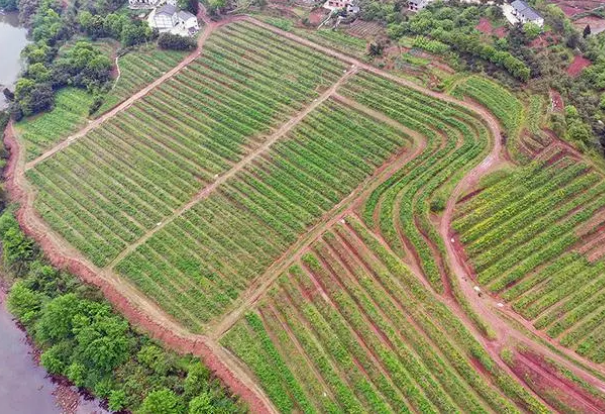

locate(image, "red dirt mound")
(476, 18), (493, 34)
(567, 55), (591, 77)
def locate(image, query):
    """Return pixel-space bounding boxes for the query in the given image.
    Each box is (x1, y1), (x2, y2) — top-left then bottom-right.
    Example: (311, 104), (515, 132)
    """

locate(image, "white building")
(409, 0), (430, 12)
(148, 3), (200, 36)
(150, 4), (178, 32)
(323, 0), (350, 11)
(510, 0), (544, 27)
(176, 10), (200, 36)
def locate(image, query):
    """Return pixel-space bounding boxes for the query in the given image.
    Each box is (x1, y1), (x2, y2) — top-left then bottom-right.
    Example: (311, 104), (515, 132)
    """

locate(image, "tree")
(207, 0), (225, 15)
(7, 281), (43, 326)
(0, 212), (34, 271)
(138, 388), (184, 414)
(583, 24), (591, 39)
(184, 362), (211, 398)
(188, 393), (213, 414)
(178, 0), (198, 14)
(523, 22), (541, 40)
(108, 389), (127, 412)
(35, 293), (82, 342)
(71, 304), (132, 373)
(0, 0), (19, 11)
(158, 33), (196, 51)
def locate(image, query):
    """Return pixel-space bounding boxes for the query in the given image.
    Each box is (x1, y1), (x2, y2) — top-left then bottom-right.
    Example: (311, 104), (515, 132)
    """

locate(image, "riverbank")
(0, 11), (29, 110)
(0, 282), (108, 414)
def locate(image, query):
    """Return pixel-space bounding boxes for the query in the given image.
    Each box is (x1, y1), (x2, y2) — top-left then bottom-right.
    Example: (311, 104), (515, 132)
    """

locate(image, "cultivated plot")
(453, 148), (605, 362)
(27, 21), (345, 267)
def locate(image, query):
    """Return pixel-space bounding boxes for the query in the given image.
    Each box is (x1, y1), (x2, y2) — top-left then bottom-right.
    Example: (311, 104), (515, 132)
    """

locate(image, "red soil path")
(511, 349), (605, 412)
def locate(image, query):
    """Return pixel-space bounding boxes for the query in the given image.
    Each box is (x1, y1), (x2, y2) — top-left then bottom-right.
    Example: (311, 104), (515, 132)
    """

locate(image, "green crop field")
(452, 76), (527, 162)
(453, 148), (605, 362)
(222, 217), (547, 413)
(28, 21), (346, 268)
(94, 47), (188, 117)
(346, 72), (491, 292)
(115, 97), (411, 330)
(15, 88), (94, 161)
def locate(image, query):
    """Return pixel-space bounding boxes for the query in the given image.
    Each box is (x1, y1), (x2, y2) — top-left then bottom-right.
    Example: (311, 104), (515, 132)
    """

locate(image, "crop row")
(340, 71), (490, 292)
(115, 98), (411, 327)
(95, 47), (187, 116)
(30, 22), (346, 267)
(222, 216), (548, 413)
(16, 88), (94, 161)
(453, 152), (605, 362)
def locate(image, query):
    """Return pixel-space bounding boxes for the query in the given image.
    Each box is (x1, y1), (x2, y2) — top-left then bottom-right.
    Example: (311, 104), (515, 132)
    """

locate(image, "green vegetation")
(94, 47), (187, 116)
(453, 152), (605, 362)
(28, 21), (348, 270)
(0, 209), (244, 414)
(15, 88), (93, 161)
(453, 76), (525, 162)
(293, 27), (369, 59)
(8, 0), (157, 122)
(116, 96), (410, 330)
(223, 217), (548, 413)
(344, 71), (490, 292)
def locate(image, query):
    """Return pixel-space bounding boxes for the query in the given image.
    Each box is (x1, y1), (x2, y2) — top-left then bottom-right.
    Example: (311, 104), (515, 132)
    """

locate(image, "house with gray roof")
(148, 3), (200, 36)
(510, 0), (544, 27)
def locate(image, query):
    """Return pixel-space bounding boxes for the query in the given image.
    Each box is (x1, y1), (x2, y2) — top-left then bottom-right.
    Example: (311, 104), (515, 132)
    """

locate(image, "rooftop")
(177, 10), (196, 20)
(157, 4), (177, 15)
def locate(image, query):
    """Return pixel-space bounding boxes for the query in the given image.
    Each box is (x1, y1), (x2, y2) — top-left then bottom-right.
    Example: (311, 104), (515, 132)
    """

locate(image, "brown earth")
(567, 54), (592, 77)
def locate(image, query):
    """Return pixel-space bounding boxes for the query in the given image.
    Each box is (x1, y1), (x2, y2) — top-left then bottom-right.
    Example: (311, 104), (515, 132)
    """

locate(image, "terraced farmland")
(345, 71), (491, 292)
(115, 98), (411, 330)
(453, 76), (526, 162)
(453, 147), (605, 362)
(14, 15), (605, 414)
(222, 217), (547, 413)
(27, 20), (346, 267)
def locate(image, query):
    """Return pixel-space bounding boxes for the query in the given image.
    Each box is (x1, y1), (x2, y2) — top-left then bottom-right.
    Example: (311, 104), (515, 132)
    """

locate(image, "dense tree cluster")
(7, 0), (156, 120)
(0, 210), (245, 414)
(158, 32), (197, 50)
(356, 0), (605, 154)
(78, 10), (154, 46)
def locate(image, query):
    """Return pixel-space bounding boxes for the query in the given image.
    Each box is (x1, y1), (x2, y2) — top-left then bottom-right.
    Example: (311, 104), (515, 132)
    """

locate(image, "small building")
(510, 0), (544, 27)
(408, 0), (430, 12)
(128, 0), (161, 9)
(148, 3), (200, 36)
(151, 4), (178, 32)
(176, 10), (200, 36)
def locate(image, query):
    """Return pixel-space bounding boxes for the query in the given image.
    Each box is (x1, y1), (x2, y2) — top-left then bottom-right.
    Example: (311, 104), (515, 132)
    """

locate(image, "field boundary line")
(208, 111), (427, 339)
(24, 20), (221, 171)
(104, 64), (359, 271)
(243, 16), (502, 142)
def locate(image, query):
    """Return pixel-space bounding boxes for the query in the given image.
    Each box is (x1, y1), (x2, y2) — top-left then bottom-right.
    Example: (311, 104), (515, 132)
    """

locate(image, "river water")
(0, 11), (29, 110)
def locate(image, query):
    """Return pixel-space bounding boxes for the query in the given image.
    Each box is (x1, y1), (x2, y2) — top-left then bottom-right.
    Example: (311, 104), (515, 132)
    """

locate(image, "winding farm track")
(5, 12), (605, 413)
